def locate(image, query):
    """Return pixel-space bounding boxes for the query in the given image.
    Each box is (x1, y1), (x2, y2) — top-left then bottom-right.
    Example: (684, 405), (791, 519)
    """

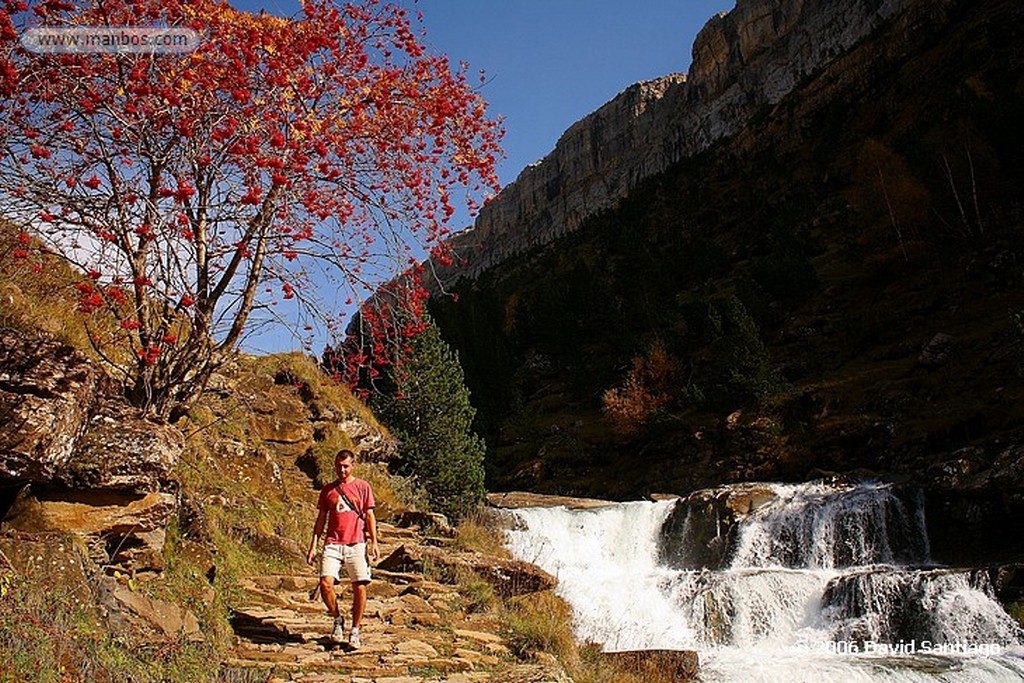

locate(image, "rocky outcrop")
(657, 483), (780, 570)
(62, 398), (183, 492)
(223, 522), (574, 682)
(0, 327), (183, 494)
(430, 0), (916, 287)
(378, 543), (557, 598)
(0, 327), (183, 576)
(0, 328), (109, 481)
(486, 490), (617, 510)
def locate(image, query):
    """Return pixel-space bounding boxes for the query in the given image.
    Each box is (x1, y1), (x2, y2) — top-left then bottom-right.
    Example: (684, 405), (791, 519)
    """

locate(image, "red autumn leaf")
(0, 0), (502, 416)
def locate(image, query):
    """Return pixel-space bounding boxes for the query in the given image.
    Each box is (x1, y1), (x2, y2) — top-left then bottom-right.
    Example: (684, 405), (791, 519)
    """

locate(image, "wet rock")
(659, 483), (779, 570)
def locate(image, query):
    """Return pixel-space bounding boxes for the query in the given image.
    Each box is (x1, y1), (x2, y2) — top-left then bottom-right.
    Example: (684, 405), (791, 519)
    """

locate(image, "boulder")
(394, 510), (454, 537)
(918, 332), (956, 367)
(61, 397), (183, 492)
(0, 328), (108, 482)
(658, 483), (779, 570)
(462, 554), (557, 598)
(379, 544), (426, 573)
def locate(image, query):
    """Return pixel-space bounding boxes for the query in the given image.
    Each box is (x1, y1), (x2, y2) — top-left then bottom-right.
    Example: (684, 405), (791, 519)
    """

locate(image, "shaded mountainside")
(429, 0), (1024, 564)
(432, 0), (924, 286)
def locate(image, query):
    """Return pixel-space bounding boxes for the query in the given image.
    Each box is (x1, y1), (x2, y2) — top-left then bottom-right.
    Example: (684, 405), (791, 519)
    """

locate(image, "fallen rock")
(461, 554), (557, 598)
(379, 544), (556, 598)
(379, 544), (425, 573)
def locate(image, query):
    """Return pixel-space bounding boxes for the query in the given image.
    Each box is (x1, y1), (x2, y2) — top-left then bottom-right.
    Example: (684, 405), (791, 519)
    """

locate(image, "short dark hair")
(335, 449), (356, 462)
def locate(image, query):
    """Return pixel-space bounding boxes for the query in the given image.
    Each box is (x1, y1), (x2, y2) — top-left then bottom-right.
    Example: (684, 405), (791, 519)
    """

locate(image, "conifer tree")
(371, 313), (486, 521)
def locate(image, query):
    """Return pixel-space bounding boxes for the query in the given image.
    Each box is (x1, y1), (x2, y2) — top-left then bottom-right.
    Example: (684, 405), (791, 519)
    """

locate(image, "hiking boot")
(348, 627), (361, 649)
(331, 615), (345, 643)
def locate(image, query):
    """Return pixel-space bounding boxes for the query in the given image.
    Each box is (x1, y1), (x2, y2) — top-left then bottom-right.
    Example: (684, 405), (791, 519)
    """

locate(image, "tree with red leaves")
(0, 0), (502, 418)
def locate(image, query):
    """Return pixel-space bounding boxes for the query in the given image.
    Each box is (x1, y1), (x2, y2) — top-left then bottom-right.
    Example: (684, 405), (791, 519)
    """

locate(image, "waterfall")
(503, 481), (1024, 682)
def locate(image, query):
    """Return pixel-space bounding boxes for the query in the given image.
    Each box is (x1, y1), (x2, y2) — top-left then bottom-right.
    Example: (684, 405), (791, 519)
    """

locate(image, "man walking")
(307, 449), (380, 648)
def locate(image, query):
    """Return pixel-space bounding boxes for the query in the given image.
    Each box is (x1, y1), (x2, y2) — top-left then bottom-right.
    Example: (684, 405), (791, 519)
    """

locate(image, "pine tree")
(371, 314), (486, 521)
(708, 296), (784, 405)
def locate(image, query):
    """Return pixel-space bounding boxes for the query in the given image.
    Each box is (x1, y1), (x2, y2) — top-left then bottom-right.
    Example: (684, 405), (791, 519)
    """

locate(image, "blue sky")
(228, 0), (736, 352)
(233, 0), (735, 190)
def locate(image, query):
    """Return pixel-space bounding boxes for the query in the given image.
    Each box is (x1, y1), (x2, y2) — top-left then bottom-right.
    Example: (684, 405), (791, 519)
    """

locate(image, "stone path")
(223, 523), (566, 683)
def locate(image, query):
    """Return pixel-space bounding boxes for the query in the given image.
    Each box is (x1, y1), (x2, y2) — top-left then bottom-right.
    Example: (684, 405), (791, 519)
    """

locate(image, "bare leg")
(351, 581), (368, 628)
(320, 576), (339, 617)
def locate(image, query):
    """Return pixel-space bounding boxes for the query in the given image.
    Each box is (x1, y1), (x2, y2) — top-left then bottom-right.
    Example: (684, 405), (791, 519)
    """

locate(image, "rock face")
(378, 543), (557, 598)
(486, 490), (617, 510)
(0, 328), (109, 481)
(62, 398), (183, 492)
(430, 0), (915, 287)
(0, 327), (183, 576)
(658, 483), (780, 570)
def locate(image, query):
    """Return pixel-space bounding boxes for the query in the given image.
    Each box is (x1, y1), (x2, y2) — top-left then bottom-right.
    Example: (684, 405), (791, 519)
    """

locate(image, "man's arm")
(365, 509), (379, 561)
(306, 508), (327, 566)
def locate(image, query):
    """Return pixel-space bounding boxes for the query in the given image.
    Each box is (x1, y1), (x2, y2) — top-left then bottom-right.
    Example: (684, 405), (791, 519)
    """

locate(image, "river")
(502, 481), (1024, 682)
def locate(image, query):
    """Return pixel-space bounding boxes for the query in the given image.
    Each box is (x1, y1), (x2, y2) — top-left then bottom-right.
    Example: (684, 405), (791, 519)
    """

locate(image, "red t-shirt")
(317, 478), (375, 545)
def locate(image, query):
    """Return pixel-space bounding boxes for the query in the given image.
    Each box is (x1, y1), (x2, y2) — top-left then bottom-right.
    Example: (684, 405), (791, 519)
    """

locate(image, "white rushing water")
(503, 482), (1024, 682)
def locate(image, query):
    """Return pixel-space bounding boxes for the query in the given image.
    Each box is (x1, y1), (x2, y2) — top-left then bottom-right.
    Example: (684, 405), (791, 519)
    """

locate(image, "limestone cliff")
(434, 0), (915, 286)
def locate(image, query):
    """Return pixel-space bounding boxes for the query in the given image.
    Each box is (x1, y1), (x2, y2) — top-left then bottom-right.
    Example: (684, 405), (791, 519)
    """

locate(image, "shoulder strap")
(335, 482), (366, 522)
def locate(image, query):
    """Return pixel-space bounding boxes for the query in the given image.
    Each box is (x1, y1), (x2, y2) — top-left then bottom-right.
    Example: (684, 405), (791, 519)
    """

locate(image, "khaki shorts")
(320, 543), (371, 584)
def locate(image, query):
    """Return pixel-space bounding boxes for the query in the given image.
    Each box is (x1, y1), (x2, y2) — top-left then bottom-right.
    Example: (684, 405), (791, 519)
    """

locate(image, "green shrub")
(370, 314), (486, 522)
